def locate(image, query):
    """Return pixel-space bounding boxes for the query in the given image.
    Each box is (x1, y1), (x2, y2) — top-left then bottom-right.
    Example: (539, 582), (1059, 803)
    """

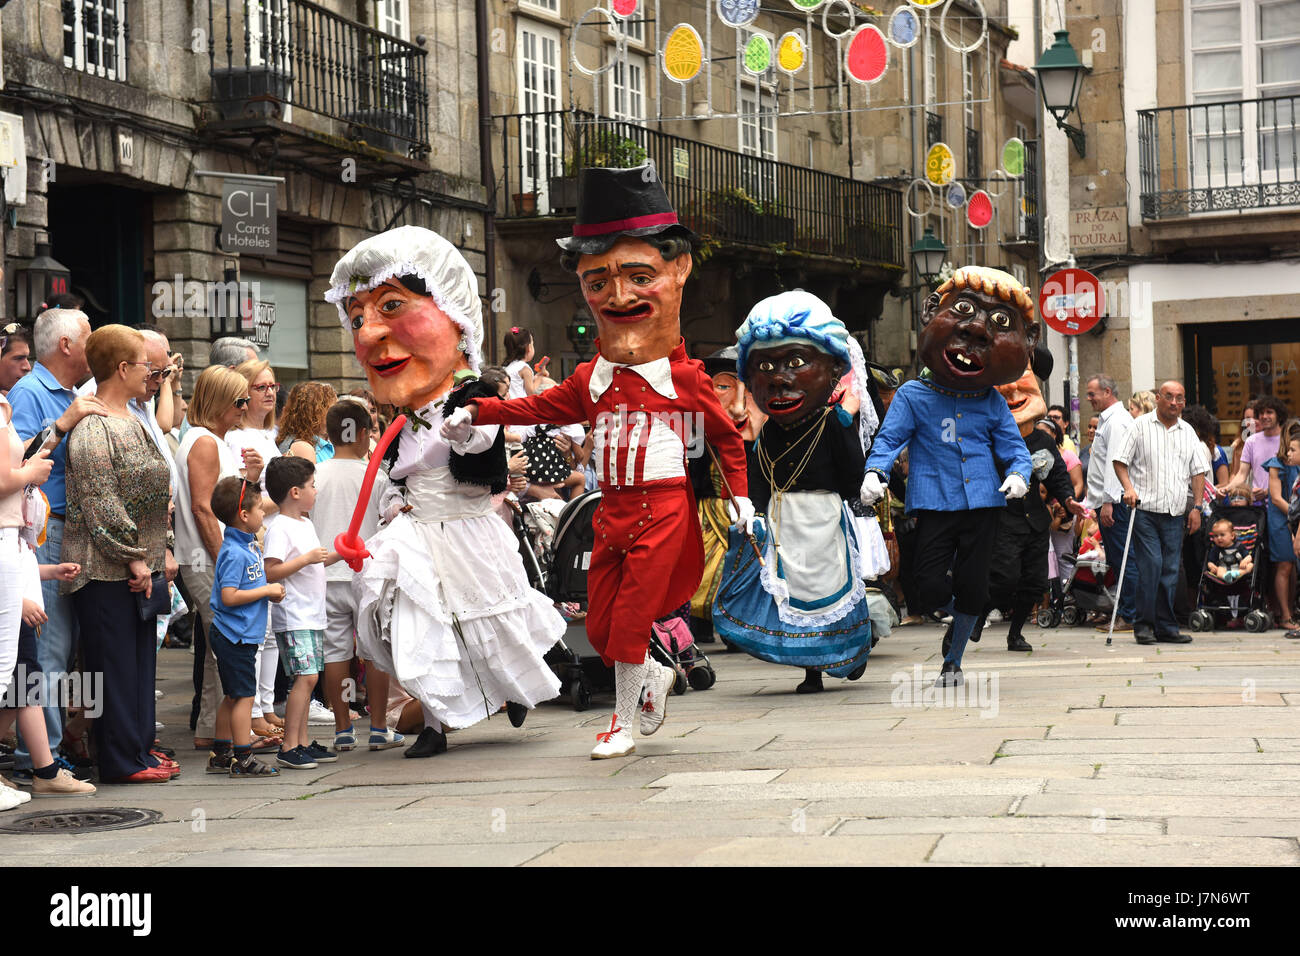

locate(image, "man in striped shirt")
(1112, 381), (1210, 645)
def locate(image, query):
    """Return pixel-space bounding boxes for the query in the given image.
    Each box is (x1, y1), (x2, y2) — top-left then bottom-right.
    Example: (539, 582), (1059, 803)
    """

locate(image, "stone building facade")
(1, 0), (487, 395)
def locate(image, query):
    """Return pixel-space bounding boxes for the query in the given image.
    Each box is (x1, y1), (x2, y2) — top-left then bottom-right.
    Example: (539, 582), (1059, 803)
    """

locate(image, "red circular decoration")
(1039, 268), (1105, 335)
(612, 0), (638, 16)
(966, 189), (992, 228)
(845, 25), (888, 83)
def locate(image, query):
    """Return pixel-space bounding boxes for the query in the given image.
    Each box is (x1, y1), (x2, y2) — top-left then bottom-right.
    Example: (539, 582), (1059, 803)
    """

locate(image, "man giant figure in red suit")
(442, 166), (750, 758)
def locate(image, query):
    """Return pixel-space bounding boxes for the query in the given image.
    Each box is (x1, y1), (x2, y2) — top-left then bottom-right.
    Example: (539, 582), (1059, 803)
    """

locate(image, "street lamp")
(1034, 29), (1090, 158)
(911, 226), (947, 286)
(15, 232), (72, 320)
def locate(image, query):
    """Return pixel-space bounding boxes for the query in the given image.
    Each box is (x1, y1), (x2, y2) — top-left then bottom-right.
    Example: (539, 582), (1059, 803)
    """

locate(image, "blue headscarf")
(734, 290), (878, 452)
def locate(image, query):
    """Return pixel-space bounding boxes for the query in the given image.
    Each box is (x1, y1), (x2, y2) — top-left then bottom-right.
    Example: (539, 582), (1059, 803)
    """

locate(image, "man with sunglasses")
(0, 324), (33, 397)
(127, 328), (180, 494)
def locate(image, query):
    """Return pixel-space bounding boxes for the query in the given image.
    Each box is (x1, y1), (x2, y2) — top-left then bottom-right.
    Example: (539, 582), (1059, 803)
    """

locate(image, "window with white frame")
(924, 25), (938, 105)
(63, 0), (127, 81)
(609, 6), (647, 46)
(520, 0), (560, 12)
(517, 20), (563, 207)
(609, 53), (647, 123)
(1186, 0), (1300, 181)
(738, 85), (777, 202)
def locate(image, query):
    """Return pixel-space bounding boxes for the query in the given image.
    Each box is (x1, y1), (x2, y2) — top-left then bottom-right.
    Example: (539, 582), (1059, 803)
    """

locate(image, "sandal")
(249, 735), (279, 753)
(250, 723), (283, 739)
(193, 738), (215, 750)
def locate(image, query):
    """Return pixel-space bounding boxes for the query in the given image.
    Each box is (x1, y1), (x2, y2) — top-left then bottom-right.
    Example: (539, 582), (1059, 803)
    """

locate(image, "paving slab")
(928, 832), (1300, 866)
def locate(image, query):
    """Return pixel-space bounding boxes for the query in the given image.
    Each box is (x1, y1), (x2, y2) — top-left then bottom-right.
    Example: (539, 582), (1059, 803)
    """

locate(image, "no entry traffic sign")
(1039, 268), (1104, 335)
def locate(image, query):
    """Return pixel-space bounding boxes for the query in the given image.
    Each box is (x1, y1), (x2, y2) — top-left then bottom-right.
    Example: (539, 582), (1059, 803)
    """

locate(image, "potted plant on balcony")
(549, 128), (649, 214)
(706, 186), (765, 243)
(212, 63), (294, 121)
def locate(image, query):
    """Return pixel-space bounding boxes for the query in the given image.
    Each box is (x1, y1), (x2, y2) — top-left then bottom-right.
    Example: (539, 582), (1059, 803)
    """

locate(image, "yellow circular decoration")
(663, 24), (704, 83)
(925, 142), (955, 185)
(777, 32), (806, 74)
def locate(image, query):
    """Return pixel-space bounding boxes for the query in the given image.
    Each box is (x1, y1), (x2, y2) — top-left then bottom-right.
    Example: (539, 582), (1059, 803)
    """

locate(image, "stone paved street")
(9, 621), (1300, 866)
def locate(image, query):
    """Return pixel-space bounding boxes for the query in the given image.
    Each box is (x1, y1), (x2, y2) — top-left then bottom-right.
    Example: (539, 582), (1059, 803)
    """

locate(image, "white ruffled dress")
(354, 402), (564, 729)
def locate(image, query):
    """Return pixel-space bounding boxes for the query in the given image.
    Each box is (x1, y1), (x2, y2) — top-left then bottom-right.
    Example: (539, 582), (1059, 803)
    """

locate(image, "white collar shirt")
(1085, 400), (1134, 508)
(588, 355), (677, 403)
(1110, 411), (1210, 516)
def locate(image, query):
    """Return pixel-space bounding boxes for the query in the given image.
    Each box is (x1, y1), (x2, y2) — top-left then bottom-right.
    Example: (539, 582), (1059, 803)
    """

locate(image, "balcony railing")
(204, 0), (429, 158)
(495, 110), (903, 269)
(1139, 96), (1300, 219)
(1022, 138), (1039, 242)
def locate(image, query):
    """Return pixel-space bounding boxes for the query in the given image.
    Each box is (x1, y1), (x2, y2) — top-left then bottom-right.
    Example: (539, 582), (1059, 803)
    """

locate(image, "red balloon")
(967, 190), (993, 229)
(845, 25), (888, 84)
(335, 414), (407, 572)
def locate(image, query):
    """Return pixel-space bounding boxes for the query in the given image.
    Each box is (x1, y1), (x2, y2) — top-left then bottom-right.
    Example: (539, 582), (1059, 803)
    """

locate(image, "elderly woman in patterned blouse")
(63, 325), (178, 784)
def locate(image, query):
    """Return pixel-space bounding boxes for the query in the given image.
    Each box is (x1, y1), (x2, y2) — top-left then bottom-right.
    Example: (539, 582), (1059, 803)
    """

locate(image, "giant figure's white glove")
(439, 406), (474, 444)
(728, 496), (757, 533)
(999, 474), (1029, 500)
(860, 472), (886, 505)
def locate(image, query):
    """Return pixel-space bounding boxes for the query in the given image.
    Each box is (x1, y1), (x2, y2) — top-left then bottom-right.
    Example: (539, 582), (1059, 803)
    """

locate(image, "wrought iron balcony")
(494, 110), (903, 270)
(203, 0), (429, 163)
(1139, 96), (1300, 219)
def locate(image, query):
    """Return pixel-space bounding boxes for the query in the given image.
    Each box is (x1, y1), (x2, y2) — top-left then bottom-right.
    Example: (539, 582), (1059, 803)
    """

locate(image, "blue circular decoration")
(945, 181), (967, 208)
(717, 0), (761, 28)
(889, 6), (920, 47)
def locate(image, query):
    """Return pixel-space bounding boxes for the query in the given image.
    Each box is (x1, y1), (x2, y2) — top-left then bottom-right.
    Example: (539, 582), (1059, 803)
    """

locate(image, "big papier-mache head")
(997, 344), (1055, 438)
(735, 290), (878, 451)
(326, 226), (484, 411)
(920, 265), (1039, 391)
(560, 166), (696, 366)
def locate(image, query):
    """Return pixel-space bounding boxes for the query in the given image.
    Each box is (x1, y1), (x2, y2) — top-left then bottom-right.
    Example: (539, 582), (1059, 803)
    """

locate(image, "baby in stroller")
(1190, 504), (1271, 632)
(1206, 517), (1255, 584)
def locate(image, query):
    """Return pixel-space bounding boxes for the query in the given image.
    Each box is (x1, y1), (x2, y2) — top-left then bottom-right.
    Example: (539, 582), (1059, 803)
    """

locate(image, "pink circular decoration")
(845, 25), (889, 84)
(967, 190), (993, 229)
(612, 0), (638, 16)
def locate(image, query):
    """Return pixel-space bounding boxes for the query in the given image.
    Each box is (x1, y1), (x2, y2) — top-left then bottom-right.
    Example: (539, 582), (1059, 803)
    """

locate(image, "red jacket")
(471, 340), (748, 498)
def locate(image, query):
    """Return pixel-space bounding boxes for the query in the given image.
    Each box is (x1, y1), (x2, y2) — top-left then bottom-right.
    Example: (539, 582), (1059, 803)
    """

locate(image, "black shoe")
(506, 702), (528, 728)
(403, 726), (448, 758)
(1156, 632), (1193, 644)
(1006, 634), (1032, 652)
(846, 662), (867, 681)
(1134, 629), (1156, 645)
(795, 669), (824, 694)
(941, 624), (954, 658)
(934, 661), (963, 687)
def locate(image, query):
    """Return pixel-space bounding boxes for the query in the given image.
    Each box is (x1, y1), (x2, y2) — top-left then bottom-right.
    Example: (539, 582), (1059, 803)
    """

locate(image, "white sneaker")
(154, 688), (163, 700)
(0, 785), (29, 810)
(639, 664), (676, 736)
(308, 700), (335, 725)
(590, 717), (635, 759)
(154, 721), (164, 732)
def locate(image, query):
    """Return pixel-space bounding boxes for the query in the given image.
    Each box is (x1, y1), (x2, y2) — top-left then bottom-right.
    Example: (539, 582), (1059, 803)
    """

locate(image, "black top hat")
(1031, 343), (1054, 380)
(557, 165), (697, 256)
(702, 345), (740, 378)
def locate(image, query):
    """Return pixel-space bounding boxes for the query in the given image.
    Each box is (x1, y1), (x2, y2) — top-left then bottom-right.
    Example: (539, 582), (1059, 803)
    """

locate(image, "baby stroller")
(540, 490), (716, 710)
(1189, 502), (1273, 633)
(1037, 535), (1116, 627)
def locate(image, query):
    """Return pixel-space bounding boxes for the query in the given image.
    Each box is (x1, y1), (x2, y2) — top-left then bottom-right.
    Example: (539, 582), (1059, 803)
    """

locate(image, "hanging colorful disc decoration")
(611, 0), (638, 17)
(790, 0), (825, 10)
(1002, 137), (1025, 176)
(717, 0), (760, 28)
(945, 181), (967, 209)
(777, 32), (807, 74)
(845, 24), (888, 84)
(906, 0), (944, 7)
(743, 33), (772, 74)
(888, 6), (920, 47)
(925, 142), (954, 185)
(967, 189), (993, 229)
(663, 24), (704, 82)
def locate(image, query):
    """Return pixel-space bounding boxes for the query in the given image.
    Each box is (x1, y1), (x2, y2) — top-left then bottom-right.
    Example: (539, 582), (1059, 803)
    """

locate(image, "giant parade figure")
(861, 266), (1037, 686)
(327, 226), (566, 759)
(441, 166), (751, 759)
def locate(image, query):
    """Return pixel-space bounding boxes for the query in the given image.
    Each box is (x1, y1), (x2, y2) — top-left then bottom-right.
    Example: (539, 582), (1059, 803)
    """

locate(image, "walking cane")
(704, 442), (764, 568)
(1106, 498), (1138, 647)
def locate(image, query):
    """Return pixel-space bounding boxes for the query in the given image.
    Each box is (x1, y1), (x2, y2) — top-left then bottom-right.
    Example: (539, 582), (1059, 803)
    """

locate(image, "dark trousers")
(910, 508), (1002, 616)
(965, 512), (1048, 643)
(1099, 501), (1140, 622)
(74, 580), (157, 780)
(1132, 510), (1185, 638)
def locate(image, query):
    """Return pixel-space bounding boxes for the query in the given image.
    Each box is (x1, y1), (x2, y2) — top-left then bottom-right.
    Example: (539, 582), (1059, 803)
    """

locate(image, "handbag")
(136, 572), (171, 621)
(522, 426), (571, 485)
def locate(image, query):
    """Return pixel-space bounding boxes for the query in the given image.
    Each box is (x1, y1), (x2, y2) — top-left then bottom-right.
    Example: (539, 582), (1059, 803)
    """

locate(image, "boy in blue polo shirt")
(208, 475), (286, 777)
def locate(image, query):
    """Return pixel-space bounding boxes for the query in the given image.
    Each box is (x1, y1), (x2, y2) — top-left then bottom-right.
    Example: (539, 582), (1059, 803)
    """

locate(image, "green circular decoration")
(791, 0), (825, 9)
(743, 34), (772, 75)
(1002, 137), (1025, 176)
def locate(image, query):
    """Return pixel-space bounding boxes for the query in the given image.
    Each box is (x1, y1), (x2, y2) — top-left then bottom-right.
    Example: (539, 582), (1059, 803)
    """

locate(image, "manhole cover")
(0, 807), (163, 834)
